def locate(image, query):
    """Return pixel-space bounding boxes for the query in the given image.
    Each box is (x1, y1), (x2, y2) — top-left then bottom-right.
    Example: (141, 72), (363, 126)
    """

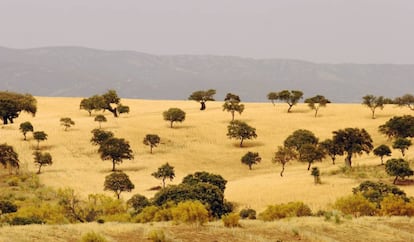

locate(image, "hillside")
(1, 46), (414, 102)
(1, 97), (414, 212)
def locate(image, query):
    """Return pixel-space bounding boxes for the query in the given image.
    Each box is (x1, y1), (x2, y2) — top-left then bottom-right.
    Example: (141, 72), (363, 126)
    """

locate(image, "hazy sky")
(1, 0), (413, 64)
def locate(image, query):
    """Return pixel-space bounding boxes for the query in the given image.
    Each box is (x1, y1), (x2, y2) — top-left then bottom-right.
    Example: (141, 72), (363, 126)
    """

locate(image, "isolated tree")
(152, 162), (175, 188)
(80, 96), (102, 116)
(284, 129), (318, 158)
(272, 146), (297, 177)
(101, 90), (121, 117)
(60, 117), (75, 131)
(98, 137), (134, 171)
(298, 144), (326, 170)
(274, 90), (303, 113)
(373, 144), (392, 165)
(241, 151), (261, 170)
(33, 131), (48, 150)
(311, 167), (321, 184)
(163, 108), (186, 128)
(188, 89), (216, 110)
(80, 90), (122, 117)
(117, 104), (130, 115)
(104, 171), (135, 199)
(394, 94), (414, 111)
(227, 120), (257, 147)
(319, 139), (342, 165)
(379, 115), (414, 139)
(182, 171), (227, 193)
(385, 158), (414, 184)
(304, 95), (330, 117)
(0, 144), (19, 174)
(332, 128), (373, 167)
(143, 134), (161, 154)
(19, 121), (34, 140)
(0, 91), (37, 125)
(362, 95), (385, 119)
(392, 138), (412, 157)
(222, 93), (245, 121)
(267, 92), (278, 106)
(90, 129), (114, 146)
(33, 151), (53, 174)
(94, 114), (107, 128)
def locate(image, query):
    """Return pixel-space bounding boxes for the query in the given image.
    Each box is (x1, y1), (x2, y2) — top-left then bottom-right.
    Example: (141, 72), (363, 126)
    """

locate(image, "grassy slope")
(1, 97), (414, 241)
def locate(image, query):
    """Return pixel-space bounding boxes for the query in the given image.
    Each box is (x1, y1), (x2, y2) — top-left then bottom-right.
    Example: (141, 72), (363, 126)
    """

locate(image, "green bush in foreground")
(171, 200), (210, 225)
(222, 213), (240, 227)
(380, 195), (414, 216)
(259, 201), (312, 221)
(80, 231), (108, 242)
(334, 193), (377, 217)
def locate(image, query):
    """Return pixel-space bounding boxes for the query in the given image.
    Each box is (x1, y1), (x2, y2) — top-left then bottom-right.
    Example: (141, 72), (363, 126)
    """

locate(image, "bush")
(0, 200), (17, 214)
(171, 201), (209, 225)
(380, 195), (414, 216)
(239, 208), (256, 219)
(128, 194), (151, 213)
(11, 203), (66, 224)
(10, 216), (44, 225)
(80, 231), (108, 242)
(352, 181), (408, 207)
(222, 213), (240, 227)
(134, 206), (160, 223)
(334, 194), (377, 217)
(147, 229), (167, 242)
(259, 201), (312, 221)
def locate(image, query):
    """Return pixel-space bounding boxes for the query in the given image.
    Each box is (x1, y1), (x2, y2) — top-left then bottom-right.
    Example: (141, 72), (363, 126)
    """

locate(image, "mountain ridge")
(1, 46), (413, 102)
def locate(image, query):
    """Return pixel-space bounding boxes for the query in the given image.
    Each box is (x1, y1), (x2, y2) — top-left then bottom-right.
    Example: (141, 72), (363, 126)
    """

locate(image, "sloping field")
(1, 97), (414, 214)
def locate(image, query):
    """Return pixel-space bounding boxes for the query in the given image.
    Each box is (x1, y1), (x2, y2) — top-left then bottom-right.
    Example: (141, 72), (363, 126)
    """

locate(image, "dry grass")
(0, 217), (413, 242)
(1, 97), (414, 214)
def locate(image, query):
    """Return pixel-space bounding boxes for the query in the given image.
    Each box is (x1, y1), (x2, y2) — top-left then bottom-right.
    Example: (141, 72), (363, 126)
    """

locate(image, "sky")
(1, 0), (414, 64)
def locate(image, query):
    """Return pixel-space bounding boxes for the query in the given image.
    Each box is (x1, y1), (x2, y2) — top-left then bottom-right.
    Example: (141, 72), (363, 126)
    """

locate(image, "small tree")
(127, 194), (150, 213)
(0, 91), (37, 125)
(188, 89), (216, 110)
(143, 134), (161, 154)
(222, 93), (245, 121)
(272, 146), (297, 177)
(274, 90), (303, 113)
(94, 115), (107, 128)
(373, 144), (392, 165)
(267, 92), (278, 106)
(227, 120), (257, 147)
(152, 162), (175, 188)
(33, 151), (53, 174)
(60, 117), (75, 131)
(0, 144), (19, 174)
(33, 131), (48, 149)
(378, 115), (414, 139)
(392, 138), (412, 157)
(385, 158), (414, 184)
(311, 167), (321, 184)
(104, 171), (135, 199)
(19, 121), (34, 140)
(394, 94), (414, 111)
(362, 95), (385, 119)
(241, 151), (261, 170)
(298, 144), (326, 170)
(98, 137), (134, 171)
(163, 108), (186, 128)
(182, 171), (227, 192)
(57, 188), (85, 223)
(319, 139), (342, 165)
(90, 129), (114, 146)
(332, 128), (373, 167)
(304, 95), (330, 117)
(284, 129), (318, 158)
(117, 104), (130, 115)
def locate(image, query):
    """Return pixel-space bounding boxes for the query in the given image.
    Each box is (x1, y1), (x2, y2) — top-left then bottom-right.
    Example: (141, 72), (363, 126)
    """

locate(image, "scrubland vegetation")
(1, 92), (414, 241)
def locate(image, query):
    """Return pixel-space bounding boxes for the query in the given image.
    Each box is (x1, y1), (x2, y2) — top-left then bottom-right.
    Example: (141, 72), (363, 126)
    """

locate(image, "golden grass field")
(1, 97), (414, 241)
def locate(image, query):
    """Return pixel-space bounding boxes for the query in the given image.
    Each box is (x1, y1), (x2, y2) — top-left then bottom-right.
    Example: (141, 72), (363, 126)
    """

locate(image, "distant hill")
(0, 46), (413, 102)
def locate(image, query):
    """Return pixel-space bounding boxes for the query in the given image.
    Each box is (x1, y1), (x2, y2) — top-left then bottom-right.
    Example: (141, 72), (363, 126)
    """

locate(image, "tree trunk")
(345, 153), (352, 167)
(402, 149), (406, 157)
(371, 109), (376, 119)
(280, 164), (285, 177)
(88, 111), (92, 116)
(107, 107), (118, 117)
(170, 121), (173, 128)
(331, 156), (336, 165)
(231, 111), (235, 121)
(287, 104), (293, 113)
(314, 109), (318, 117)
(393, 176), (398, 184)
(380, 157), (384, 165)
(2, 116), (8, 125)
(150, 145), (153, 154)
(37, 165), (42, 174)
(37, 141), (40, 150)
(240, 138), (244, 147)
(307, 162), (312, 170)
(112, 160), (116, 171)
(200, 101), (206, 110)
(249, 164), (252, 170)
(162, 178), (166, 188)
(23, 133), (27, 140)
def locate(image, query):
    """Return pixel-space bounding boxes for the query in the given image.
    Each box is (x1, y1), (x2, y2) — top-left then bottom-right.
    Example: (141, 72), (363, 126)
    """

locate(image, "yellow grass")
(1, 97), (414, 214)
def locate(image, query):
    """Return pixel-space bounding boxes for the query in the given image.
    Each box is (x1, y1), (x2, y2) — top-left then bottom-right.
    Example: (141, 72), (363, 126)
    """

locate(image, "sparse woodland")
(1, 90), (414, 241)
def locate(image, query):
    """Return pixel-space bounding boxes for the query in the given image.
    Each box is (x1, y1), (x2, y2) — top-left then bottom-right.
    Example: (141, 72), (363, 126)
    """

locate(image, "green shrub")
(222, 213), (240, 227)
(127, 194), (150, 214)
(80, 231), (108, 242)
(12, 202), (67, 224)
(10, 216), (44, 225)
(352, 181), (407, 207)
(259, 201), (312, 221)
(380, 195), (414, 216)
(171, 200), (209, 225)
(239, 208), (256, 219)
(147, 229), (167, 242)
(134, 206), (161, 223)
(334, 194), (377, 217)
(0, 200), (17, 214)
